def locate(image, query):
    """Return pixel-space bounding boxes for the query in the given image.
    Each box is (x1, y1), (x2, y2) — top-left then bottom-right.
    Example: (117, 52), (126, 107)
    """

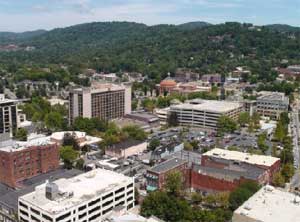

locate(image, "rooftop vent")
(46, 181), (59, 201)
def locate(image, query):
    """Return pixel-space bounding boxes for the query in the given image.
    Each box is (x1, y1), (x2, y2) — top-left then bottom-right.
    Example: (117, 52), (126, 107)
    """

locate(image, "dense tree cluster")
(0, 22), (300, 83)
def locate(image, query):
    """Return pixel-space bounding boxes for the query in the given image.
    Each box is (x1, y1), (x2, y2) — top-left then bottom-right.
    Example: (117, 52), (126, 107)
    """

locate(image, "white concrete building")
(170, 99), (243, 130)
(232, 185), (300, 222)
(256, 91), (289, 120)
(18, 169), (135, 222)
(69, 83), (131, 124)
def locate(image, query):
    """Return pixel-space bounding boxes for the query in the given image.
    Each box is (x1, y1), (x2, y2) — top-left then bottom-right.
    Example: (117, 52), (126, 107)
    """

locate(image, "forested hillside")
(0, 21), (300, 81)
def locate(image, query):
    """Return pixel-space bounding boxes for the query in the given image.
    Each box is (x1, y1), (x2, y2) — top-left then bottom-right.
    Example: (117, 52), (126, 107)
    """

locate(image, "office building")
(256, 91), (289, 119)
(69, 83), (131, 124)
(232, 185), (300, 222)
(170, 99), (243, 130)
(0, 94), (18, 141)
(0, 136), (59, 188)
(18, 169), (135, 222)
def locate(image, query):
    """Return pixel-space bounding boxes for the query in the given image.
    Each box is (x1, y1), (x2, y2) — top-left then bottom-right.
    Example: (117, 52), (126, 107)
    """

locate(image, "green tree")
(122, 125), (147, 141)
(272, 172), (285, 187)
(15, 128), (28, 141)
(45, 112), (63, 131)
(167, 112), (179, 127)
(238, 112), (250, 127)
(75, 158), (85, 170)
(281, 163), (294, 182)
(184, 141), (193, 151)
(62, 132), (80, 150)
(165, 171), (184, 197)
(217, 115), (237, 136)
(60, 146), (78, 169)
(229, 181), (260, 210)
(148, 138), (160, 151)
(257, 133), (268, 154)
(141, 191), (192, 222)
(274, 121), (286, 142)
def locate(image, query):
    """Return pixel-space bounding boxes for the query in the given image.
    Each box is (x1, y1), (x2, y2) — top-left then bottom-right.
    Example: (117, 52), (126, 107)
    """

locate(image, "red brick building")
(0, 141), (59, 188)
(145, 158), (188, 191)
(190, 148), (280, 192)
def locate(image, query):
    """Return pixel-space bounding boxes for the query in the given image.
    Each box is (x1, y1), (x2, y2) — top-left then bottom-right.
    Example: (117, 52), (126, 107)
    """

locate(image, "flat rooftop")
(203, 148), (279, 167)
(171, 99), (242, 113)
(257, 91), (288, 102)
(233, 186), (300, 222)
(72, 83), (127, 94)
(149, 158), (187, 174)
(0, 169), (83, 211)
(20, 169), (133, 215)
(0, 134), (53, 152)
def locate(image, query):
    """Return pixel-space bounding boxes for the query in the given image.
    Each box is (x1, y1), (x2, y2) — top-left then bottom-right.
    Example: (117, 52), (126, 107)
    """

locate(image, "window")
(78, 205), (86, 211)
(88, 198), (100, 207)
(79, 212), (87, 219)
(56, 212), (71, 222)
(19, 209), (29, 217)
(88, 213), (101, 222)
(42, 214), (53, 222)
(102, 192), (113, 201)
(31, 215), (41, 222)
(19, 202), (28, 209)
(88, 206), (100, 215)
(30, 207), (40, 215)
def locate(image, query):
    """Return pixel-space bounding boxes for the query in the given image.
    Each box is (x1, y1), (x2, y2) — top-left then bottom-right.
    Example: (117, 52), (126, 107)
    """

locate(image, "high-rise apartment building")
(18, 169), (135, 222)
(69, 83), (131, 124)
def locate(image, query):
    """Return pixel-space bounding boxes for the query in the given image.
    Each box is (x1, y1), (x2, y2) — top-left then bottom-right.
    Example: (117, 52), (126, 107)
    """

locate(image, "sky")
(0, 0), (299, 32)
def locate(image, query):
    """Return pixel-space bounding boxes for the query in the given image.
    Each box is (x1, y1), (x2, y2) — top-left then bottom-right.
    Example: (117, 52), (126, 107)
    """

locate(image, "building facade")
(191, 148), (281, 192)
(0, 139), (59, 188)
(256, 91), (289, 119)
(0, 94), (18, 142)
(145, 158), (188, 191)
(105, 140), (148, 159)
(69, 83), (131, 124)
(170, 99), (243, 130)
(18, 169), (135, 222)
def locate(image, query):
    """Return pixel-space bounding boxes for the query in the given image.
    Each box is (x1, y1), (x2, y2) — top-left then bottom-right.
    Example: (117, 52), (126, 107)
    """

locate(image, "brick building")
(190, 148), (280, 192)
(145, 158), (188, 191)
(0, 138), (59, 188)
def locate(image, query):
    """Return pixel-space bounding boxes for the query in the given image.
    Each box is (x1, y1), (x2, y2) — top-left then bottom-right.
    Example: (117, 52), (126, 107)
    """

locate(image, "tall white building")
(69, 83), (131, 124)
(18, 169), (135, 222)
(170, 99), (243, 130)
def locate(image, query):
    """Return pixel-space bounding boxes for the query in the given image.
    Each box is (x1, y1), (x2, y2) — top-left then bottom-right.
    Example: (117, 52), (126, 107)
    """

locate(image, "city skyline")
(0, 0), (299, 32)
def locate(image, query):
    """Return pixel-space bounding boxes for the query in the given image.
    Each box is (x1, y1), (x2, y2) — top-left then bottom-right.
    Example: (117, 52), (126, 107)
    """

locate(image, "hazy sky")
(0, 0), (299, 32)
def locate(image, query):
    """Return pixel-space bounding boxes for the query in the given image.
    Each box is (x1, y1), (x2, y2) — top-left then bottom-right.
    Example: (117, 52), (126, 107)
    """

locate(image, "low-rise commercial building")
(190, 148), (280, 193)
(105, 140), (148, 159)
(50, 131), (102, 147)
(146, 158), (188, 191)
(0, 136), (59, 188)
(256, 91), (289, 119)
(170, 99), (243, 130)
(232, 185), (300, 222)
(18, 169), (135, 222)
